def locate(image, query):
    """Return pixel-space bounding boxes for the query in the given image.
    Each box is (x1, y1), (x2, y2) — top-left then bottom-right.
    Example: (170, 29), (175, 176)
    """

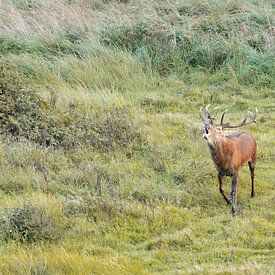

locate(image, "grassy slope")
(0, 0), (274, 274)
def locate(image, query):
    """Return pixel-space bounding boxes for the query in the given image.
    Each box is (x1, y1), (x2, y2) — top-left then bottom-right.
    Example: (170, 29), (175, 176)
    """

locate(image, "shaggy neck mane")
(208, 139), (226, 171)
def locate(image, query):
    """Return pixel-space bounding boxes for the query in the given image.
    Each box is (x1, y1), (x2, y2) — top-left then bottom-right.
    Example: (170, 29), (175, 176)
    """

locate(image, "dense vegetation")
(0, 0), (274, 273)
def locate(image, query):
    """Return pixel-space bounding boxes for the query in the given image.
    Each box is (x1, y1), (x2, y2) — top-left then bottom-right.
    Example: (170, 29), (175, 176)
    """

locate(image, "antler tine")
(220, 109), (228, 125)
(210, 106), (219, 113)
(199, 107), (204, 123)
(204, 105), (219, 124)
(204, 109), (213, 125)
(222, 108), (257, 129)
(206, 105), (219, 115)
(199, 106), (209, 125)
(247, 107), (257, 122)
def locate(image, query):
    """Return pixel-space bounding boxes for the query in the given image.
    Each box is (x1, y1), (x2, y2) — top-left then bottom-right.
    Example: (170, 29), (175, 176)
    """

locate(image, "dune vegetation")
(0, 0), (274, 274)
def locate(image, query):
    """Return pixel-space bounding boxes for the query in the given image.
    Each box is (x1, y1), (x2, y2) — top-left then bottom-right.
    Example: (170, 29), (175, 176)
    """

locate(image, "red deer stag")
(200, 107), (257, 214)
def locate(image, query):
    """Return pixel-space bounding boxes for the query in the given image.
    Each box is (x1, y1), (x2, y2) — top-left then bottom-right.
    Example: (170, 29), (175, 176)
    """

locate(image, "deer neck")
(207, 137), (228, 171)
(207, 136), (225, 150)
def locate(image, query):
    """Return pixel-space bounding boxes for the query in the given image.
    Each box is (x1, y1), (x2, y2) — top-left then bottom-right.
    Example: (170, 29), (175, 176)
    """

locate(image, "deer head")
(200, 106), (258, 145)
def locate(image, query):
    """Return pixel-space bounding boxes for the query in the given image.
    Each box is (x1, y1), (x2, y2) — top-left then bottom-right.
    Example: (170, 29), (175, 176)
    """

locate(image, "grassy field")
(0, 0), (274, 274)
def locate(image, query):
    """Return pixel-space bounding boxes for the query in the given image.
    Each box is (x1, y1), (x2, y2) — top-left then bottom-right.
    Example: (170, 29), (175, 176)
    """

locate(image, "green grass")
(0, 0), (274, 274)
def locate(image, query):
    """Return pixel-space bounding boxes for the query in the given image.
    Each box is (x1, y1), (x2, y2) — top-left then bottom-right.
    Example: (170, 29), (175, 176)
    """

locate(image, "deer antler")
(205, 105), (219, 125)
(199, 107), (204, 123)
(199, 106), (210, 125)
(222, 108), (258, 129)
(220, 109), (227, 125)
(199, 105), (219, 125)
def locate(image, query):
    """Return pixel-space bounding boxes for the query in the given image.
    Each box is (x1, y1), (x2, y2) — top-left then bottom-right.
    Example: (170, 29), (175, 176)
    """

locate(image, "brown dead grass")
(0, 0), (97, 36)
(0, 0), (169, 36)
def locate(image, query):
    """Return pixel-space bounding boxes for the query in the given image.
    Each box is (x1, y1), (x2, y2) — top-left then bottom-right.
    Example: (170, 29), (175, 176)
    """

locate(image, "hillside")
(0, 0), (274, 274)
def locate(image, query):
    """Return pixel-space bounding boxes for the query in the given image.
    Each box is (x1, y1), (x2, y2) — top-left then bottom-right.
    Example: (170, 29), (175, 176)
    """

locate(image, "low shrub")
(0, 63), (142, 150)
(78, 107), (141, 151)
(0, 203), (66, 243)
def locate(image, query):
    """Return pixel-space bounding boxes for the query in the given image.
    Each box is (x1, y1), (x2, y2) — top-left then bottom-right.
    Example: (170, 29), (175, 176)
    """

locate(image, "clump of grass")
(0, 62), (48, 139)
(183, 34), (231, 71)
(227, 46), (275, 88)
(0, 202), (66, 243)
(65, 196), (121, 220)
(11, 0), (38, 11)
(3, 248), (146, 274)
(0, 34), (90, 58)
(0, 169), (34, 194)
(101, 22), (185, 75)
(81, 107), (141, 151)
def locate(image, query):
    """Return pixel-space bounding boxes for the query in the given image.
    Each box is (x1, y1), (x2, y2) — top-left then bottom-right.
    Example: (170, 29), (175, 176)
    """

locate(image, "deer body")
(208, 131), (256, 176)
(201, 108), (257, 214)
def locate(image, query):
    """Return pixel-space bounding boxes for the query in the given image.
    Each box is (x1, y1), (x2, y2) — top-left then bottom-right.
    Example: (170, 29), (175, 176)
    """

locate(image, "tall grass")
(1, 0), (274, 88)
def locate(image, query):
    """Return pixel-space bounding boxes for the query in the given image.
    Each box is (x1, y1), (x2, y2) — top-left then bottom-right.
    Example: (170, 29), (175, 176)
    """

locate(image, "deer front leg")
(218, 173), (230, 204)
(248, 159), (256, 198)
(230, 173), (238, 215)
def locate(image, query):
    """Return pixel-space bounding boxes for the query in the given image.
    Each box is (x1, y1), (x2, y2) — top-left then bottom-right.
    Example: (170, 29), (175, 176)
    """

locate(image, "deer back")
(209, 131), (256, 175)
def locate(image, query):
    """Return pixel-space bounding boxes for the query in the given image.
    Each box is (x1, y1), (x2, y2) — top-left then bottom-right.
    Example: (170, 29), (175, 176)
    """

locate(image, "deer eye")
(216, 127), (222, 132)
(204, 125), (209, 134)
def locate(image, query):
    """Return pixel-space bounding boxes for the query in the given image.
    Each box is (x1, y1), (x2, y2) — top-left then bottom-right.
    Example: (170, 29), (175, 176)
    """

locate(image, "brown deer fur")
(201, 109), (257, 214)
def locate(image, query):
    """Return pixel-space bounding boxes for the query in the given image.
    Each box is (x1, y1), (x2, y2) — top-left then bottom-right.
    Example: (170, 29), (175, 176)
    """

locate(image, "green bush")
(0, 63), (47, 138)
(0, 63), (142, 150)
(0, 203), (66, 243)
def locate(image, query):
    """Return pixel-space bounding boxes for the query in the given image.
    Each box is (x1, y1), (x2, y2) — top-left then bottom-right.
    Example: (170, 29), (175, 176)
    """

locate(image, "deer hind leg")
(218, 173), (230, 204)
(248, 157), (256, 198)
(230, 173), (238, 215)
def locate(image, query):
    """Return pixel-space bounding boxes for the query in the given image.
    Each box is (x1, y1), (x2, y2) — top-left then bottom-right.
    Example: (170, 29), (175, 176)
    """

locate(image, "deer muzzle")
(203, 133), (208, 140)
